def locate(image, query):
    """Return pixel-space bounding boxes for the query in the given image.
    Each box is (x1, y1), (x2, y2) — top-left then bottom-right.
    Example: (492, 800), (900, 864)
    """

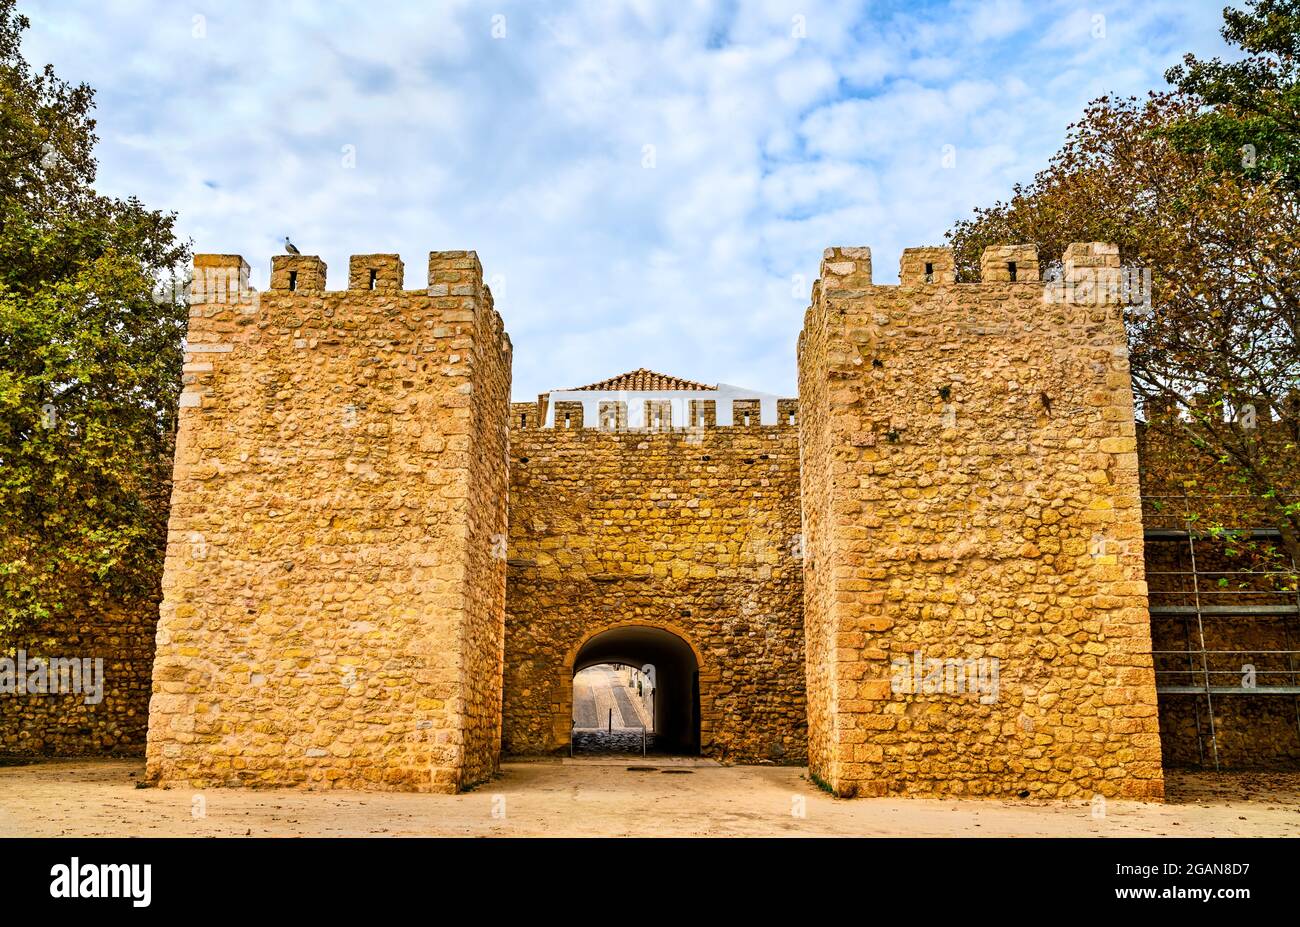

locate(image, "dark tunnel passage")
(572, 625), (700, 755)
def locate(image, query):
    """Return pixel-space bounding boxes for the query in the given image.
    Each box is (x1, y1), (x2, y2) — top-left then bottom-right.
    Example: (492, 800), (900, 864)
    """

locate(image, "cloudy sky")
(23, 0), (1232, 399)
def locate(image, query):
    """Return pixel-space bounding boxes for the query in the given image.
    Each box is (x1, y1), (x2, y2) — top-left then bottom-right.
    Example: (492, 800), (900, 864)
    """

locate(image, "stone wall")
(452, 254), (512, 786)
(797, 242), (1164, 799)
(503, 415), (807, 763)
(796, 266), (845, 786)
(13, 235), (1291, 793)
(0, 599), (155, 756)
(144, 251), (510, 792)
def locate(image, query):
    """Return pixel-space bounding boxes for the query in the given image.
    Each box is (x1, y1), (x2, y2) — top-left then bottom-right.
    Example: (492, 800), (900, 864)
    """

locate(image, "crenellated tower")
(797, 242), (1164, 799)
(145, 250), (511, 792)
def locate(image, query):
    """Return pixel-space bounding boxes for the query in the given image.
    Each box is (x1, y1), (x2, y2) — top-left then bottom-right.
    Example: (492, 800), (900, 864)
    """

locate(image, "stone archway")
(560, 623), (705, 755)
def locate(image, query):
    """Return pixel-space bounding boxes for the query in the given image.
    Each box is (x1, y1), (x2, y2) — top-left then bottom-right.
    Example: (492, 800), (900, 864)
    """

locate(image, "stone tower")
(144, 251), (511, 792)
(797, 243), (1164, 799)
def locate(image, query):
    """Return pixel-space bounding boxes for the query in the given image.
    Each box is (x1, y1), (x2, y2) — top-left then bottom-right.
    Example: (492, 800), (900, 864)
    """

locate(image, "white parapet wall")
(541, 383), (783, 428)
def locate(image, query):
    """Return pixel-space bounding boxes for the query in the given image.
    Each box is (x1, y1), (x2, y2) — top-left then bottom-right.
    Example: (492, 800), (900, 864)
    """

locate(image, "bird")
(284, 236), (301, 255)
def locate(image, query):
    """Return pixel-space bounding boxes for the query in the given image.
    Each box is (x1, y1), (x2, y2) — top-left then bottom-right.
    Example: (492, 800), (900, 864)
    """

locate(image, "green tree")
(1164, 0), (1300, 189)
(0, 0), (188, 635)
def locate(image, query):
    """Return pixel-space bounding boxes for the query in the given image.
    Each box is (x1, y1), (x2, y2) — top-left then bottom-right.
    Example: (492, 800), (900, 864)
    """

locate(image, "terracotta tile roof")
(570, 368), (716, 392)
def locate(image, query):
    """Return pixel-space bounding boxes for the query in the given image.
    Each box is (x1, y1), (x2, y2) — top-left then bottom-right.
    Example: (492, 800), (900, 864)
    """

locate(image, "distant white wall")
(542, 383), (781, 428)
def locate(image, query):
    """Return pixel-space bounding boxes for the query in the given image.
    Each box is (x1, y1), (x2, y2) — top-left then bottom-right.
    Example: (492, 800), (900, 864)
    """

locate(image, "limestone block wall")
(144, 250), (510, 792)
(503, 418), (807, 763)
(795, 265), (852, 785)
(798, 242), (1164, 799)
(448, 253), (512, 786)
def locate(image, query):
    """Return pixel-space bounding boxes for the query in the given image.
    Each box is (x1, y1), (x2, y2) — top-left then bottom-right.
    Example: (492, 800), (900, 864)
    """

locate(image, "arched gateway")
(501, 368), (808, 764)
(569, 624), (702, 754)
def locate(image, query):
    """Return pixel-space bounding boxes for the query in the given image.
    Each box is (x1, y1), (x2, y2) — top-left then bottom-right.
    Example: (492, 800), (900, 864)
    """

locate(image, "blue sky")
(23, 0), (1232, 399)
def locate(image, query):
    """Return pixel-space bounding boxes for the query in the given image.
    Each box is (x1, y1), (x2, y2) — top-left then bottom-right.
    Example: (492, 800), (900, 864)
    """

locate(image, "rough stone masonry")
(798, 243), (1164, 799)
(133, 241), (1168, 797)
(503, 401), (806, 763)
(145, 251), (509, 792)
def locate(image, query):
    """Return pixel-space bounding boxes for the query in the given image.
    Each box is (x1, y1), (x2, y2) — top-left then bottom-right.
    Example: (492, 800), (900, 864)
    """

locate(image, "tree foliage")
(0, 0), (188, 634)
(1165, 0), (1300, 190)
(945, 3), (1300, 567)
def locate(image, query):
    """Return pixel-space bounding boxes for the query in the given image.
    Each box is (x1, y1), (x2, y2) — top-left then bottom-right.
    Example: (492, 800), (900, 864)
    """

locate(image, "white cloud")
(20, 0), (1232, 398)
(960, 0), (1030, 42)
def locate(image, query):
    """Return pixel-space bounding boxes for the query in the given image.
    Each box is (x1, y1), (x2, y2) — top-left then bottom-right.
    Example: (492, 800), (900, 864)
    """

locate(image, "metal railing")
(1142, 494), (1300, 770)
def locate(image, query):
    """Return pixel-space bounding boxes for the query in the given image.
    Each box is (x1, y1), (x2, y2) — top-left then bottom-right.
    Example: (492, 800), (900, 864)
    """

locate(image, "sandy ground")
(2, 758), (1299, 837)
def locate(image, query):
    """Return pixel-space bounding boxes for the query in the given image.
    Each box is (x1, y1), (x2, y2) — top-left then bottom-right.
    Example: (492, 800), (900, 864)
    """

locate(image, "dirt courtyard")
(2, 758), (1298, 837)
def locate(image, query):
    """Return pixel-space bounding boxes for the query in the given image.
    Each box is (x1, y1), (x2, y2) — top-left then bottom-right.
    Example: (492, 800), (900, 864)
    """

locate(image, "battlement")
(513, 397), (799, 431)
(191, 249), (499, 297)
(186, 250), (509, 360)
(191, 254), (254, 304)
(270, 254), (328, 291)
(348, 253), (403, 292)
(899, 247), (956, 286)
(800, 243), (1144, 360)
(513, 378), (798, 431)
(814, 242), (1128, 289)
(979, 244), (1039, 282)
